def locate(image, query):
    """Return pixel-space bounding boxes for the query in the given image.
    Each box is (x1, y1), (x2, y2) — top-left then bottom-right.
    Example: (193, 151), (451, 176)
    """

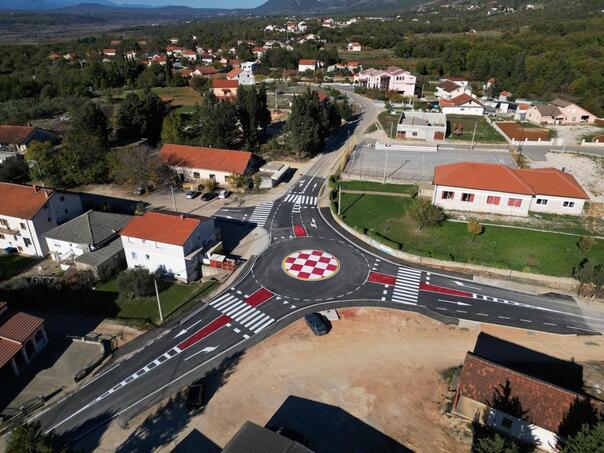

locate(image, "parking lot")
(342, 143), (516, 182)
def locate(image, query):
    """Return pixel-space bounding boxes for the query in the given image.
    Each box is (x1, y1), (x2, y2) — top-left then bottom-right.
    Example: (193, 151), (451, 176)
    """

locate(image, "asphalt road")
(28, 91), (604, 447)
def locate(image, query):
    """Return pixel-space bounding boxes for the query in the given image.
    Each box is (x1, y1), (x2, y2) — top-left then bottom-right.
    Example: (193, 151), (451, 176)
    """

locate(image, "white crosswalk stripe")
(209, 293), (275, 333)
(391, 267), (422, 305)
(284, 193), (318, 206)
(248, 202), (274, 225)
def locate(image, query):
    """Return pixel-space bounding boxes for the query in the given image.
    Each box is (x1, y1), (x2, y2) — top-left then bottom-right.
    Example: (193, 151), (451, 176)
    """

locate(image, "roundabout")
(282, 249), (340, 281)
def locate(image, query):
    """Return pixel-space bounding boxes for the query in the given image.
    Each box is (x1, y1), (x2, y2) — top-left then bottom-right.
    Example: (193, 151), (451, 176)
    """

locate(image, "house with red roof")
(432, 162), (589, 216)
(0, 301), (48, 377)
(0, 125), (56, 153)
(353, 66), (416, 96)
(435, 78), (472, 100)
(0, 182), (83, 256)
(161, 144), (255, 186)
(347, 42), (362, 52)
(120, 211), (218, 283)
(298, 59), (319, 73)
(226, 67), (255, 86)
(212, 79), (239, 99)
(439, 93), (485, 116)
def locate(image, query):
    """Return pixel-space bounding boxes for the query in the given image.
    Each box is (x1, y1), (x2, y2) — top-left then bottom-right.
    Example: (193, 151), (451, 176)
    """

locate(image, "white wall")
(485, 407), (558, 453)
(528, 194), (585, 216)
(46, 238), (88, 262)
(174, 166), (233, 185)
(441, 106), (484, 116)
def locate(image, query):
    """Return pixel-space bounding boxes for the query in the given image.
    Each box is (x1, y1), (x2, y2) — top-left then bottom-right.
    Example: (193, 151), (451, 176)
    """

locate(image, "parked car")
(185, 190), (200, 199)
(218, 190), (230, 199)
(2, 247), (17, 255)
(186, 382), (204, 409)
(201, 192), (216, 201)
(304, 313), (329, 336)
(133, 185), (146, 195)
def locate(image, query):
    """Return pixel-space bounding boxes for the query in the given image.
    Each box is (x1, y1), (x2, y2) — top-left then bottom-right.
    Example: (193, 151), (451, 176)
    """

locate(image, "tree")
(473, 431), (522, 453)
(337, 97), (353, 121)
(109, 145), (175, 188)
(576, 237), (594, 255)
(0, 156), (30, 183)
(25, 140), (60, 185)
(573, 259), (596, 295)
(236, 85), (271, 149)
(407, 198), (445, 230)
(190, 93), (238, 149)
(593, 265), (604, 297)
(117, 267), (155, 299)
(160, 111), (185, 144)
(201, 178), (218, 193)
(115, 91), (165, 144)
(467, 220), (484, 241)
(6, 422), (71, 453)
(562, 422), (604, 452)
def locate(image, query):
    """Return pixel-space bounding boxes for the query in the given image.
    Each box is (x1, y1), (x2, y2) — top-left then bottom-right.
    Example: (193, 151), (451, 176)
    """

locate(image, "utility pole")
(471, 122), (478, 148)
(171, 185), (177, 212)
(337, 184), (342, 216)
(383, 148), (389, 184)
(154, 279), (164, 323)
(390, 122), (394, 139)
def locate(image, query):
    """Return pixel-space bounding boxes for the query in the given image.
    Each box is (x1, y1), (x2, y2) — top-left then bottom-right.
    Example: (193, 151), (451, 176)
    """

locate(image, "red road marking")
(178, 315), (231, 350)
(246, 288), (274, 308)
(419, 283), (472, 298)
(293, 224), (307, 237)
(368, 271), (396, 286)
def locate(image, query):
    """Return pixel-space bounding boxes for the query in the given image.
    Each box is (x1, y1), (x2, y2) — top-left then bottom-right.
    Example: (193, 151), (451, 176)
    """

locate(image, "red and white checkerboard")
(282, 249), (340, 281)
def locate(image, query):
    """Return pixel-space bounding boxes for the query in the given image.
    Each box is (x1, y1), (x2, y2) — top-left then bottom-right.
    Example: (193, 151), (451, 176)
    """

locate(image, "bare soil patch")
(496, 121), (550, 141)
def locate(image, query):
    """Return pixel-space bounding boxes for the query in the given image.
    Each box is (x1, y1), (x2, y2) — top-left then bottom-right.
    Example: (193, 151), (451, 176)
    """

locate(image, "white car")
(218, 190), (230, 199)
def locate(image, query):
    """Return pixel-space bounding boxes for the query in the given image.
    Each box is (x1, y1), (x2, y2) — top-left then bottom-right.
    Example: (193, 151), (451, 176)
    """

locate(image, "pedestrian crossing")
(283, 193), (318, 206)
(248, 201), (274, 225)
(391, 267), (422, 305)
(209, 293), (275, 334)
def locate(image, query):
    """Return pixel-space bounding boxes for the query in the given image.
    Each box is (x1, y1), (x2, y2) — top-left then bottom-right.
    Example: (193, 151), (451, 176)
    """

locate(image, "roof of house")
(518, 103), (530, 111)
(222, 421), (313, 453)
(161, 144), (253, 175)
(533, 103), (562, 118)
(439, 93), (483, 108)
(0, 182), (56, 220)
(458, 352), (589, 433)
(299, 59), (317, 65)
(551, 98), (572, 108)
(44, 210), (131, 247)
(75, 236), (125, 267)
(436, 80), (462, 93)
(433, 162), (589, 199)
(120, 211), (209, 246)
(447, 76), (467, 82)
(500, 90), (512, 97)
(0, 310), (44, 344)
(227, 67), (244, 79)
(212, 79), (239, 89)
(194, 66), (218, 75)
(0, 125), (34, 145)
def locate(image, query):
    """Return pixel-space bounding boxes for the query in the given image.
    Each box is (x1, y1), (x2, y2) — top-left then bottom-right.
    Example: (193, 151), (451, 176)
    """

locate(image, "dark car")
(304, 313), (329, 336)
(133, 185), (146, 196)
(201, 192), (216, 201)
(186, 382), (204, 409)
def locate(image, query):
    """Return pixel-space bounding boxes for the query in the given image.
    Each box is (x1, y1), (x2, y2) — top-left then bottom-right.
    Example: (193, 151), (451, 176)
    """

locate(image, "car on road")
(133, 185), (146, 196)
(201, 192), (216, 201)
(186, 381), (204, 409)
(304, 313), (329, 336)
(185, 190), (200, 199)
(218, 190), (230, 199)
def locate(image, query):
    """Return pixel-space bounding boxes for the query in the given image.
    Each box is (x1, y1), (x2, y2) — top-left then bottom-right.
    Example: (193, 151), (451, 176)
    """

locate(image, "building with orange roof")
(0, 125), (56, 153)
(0, 182), (83, 256)
(298, 59), (319, 72)
(212, 79), (239, 99)
(439, 93), (484, 116)
(432, 162), (589, 216)
(120, 211), (218, 283)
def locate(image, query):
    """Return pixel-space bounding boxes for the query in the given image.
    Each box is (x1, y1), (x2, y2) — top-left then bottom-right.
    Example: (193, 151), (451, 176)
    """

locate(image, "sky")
(117, 0), (265, 7)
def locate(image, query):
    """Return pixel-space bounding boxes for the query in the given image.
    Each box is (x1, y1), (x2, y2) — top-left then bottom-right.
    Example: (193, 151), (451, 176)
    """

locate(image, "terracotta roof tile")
(0, 339), (23, 369)
(458, 353), (590, 433)
(0, 311), (44, 344)
(212, 79), (239, 89)
(227, 67), (243, 79)
(436, 80), (461, 92)
(0, 125), (34, 144)
(161, 144), (253, 175)
(120, 211), (208, 246)
(299, 59), (317, 65)
(439, 93), (483, 107)
(0, 182), (55, 219)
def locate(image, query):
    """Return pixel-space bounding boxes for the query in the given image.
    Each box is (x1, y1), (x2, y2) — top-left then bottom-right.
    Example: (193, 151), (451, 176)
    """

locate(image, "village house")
(432, 162), (589, 217)
(192, 65), (219, 78)
(211, 79), (239, 99)
(226, 67), (255, 86)
(298, 59), (319, 72)
(103, 48), (117, 57)
(396, 111), (447, 141)
(454, 333), (598, 452)
(0, 182), (83, 256)
(241, 61), (258, 74)
(353, 67), (416, 96)
(120, 211), (219, 283)
(0, 125), (56, 153)
(160, 144), (256, 186)
(347, 42), (362, 52)
(439, 93), (485, 116)
(45, 210), (131, 280)
(435, 79), (472, 100)
(525, 99), (598, 125)
(252, 47), (265, 58)
(0, 302), (48, 377)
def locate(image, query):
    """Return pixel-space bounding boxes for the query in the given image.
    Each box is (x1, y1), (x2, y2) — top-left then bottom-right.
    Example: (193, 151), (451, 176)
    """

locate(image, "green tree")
(191, 93), (238, 149)
(115, 91), (165, 144)
(467, 220), (484, 242)
(117, 267), (155, 299)
(237, 85), (271, 150)
(562, 422), (604, 452)
(593, 265), (604, 297)
(25, 141), (60, 185)
(6, 422), (71, 453)
(407, 198), (446, 231)
(473, 432), (521, 453)
(576, 237), (594, 255)
(109, 145), (174, 188)
(337, 97), (353, 121)
(0, 156), (30, 183)
(573, 259), (596, 295)
(161, 111), (185, 144)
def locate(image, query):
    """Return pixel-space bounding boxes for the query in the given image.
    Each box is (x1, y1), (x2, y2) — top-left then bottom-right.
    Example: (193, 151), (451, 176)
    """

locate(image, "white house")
(181, 50), (198, 62)
(120, 211), (219, 283)
(435, 79), (472, 100)
(298, 59), (319, 72)
(353, 67), (416, 96)
(161, 144), (255, 185)
(432, 162), (589, 217)
(347, 42), (362, 52)
(241, 61), (259, 74)
(0, 182), (83, 257)
(439, 94), (485, 116)
(226, 67), (255, 86)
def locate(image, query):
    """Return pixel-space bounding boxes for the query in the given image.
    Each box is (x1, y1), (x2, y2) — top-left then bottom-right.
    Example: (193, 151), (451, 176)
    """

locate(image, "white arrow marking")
(311, 218), (317, 228)
(175, 329), (188, 338)
(313, 183), (317, 191)
(438, 299), (472, 307)
(200, 346), (219, 353)
(453, 281), (481, 290)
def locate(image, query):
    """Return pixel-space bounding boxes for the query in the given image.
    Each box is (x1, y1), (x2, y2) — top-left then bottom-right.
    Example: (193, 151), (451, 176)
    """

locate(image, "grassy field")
(0, 254), (40, 281)
(339, 49), (416, 69)
(339, 194), (604, 277)
(378, 111), (400, 138)
(447, 115), (507, 143)
(340, 180), (417, 195)
(120, 86), (203, 108)
(90, 278), (216, 324)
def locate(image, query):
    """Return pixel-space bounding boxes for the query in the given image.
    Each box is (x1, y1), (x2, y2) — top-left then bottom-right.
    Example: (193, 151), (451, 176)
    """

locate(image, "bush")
(117, 268), (155, 299)
(407, 198), (446, 230)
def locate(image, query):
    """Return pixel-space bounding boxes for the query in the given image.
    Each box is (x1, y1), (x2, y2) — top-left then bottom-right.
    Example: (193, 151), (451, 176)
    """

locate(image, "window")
(24, 238), (32, 247)
(142, 239), (146, 244)
(0, 219), (7, 227)
(487, 196), (501, 205)
(501, 417), (513, 430)
(64, 209), (68, 214)
(411, 132), (418, 136)
(60, 196), (65, 202)
(43, 203), (48, 210)
(0, 234), (4, 239)
(145, 254), (150, 260)
(20, 222), (26, 230)
(47, 217), (51, 222)
(536, 198), (548, 205)
(507, 198), (522, 207)
(441, 191), (455, 200)
(209, 174), (216, 181)
(461, 193), (475, 202)
(193, 172), (201, 179)
(563, 201), (575, 208)
(131, 252), (138, 260)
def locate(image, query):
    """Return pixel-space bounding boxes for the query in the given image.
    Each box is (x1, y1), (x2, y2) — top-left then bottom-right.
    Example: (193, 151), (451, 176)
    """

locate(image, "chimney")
(562, 167), (566, 172)
(180, 214), (185, 220)
(44, 191), (49, 199)
(33, 185), (38, 193)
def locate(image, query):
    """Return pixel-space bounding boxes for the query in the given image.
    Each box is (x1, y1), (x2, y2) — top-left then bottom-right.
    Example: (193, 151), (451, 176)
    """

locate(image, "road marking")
(391, 268), (421, 305)
(185, 345), (220, 362)
(437, 299), (472, 307)
(456, 310), (468, 314)
(498, 316), (511, 320)
(436, 307), (447, 311)
(476, 313), (488, 317)
(520, 319), (532, 323)
(543, 322), (557, 326)
(248, 201), (274, 225)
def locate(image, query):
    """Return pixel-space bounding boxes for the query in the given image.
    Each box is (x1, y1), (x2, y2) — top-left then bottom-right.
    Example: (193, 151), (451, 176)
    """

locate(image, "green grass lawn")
(340, 180), (418, 195)
(378, 111), (400, 138)
(339, 194), (604, 277)
(118, 86), (203, 107)
(447, 115), (507, 143)
(0, 254), (40, 281)
(89, 277), (217, 324)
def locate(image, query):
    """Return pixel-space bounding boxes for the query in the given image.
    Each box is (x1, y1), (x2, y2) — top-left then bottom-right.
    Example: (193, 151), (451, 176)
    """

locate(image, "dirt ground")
(86, 308), (604, 453)
(531, 151), (604, 201)
(496, 122), (550, 141)
(549, 124), (604, 145)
